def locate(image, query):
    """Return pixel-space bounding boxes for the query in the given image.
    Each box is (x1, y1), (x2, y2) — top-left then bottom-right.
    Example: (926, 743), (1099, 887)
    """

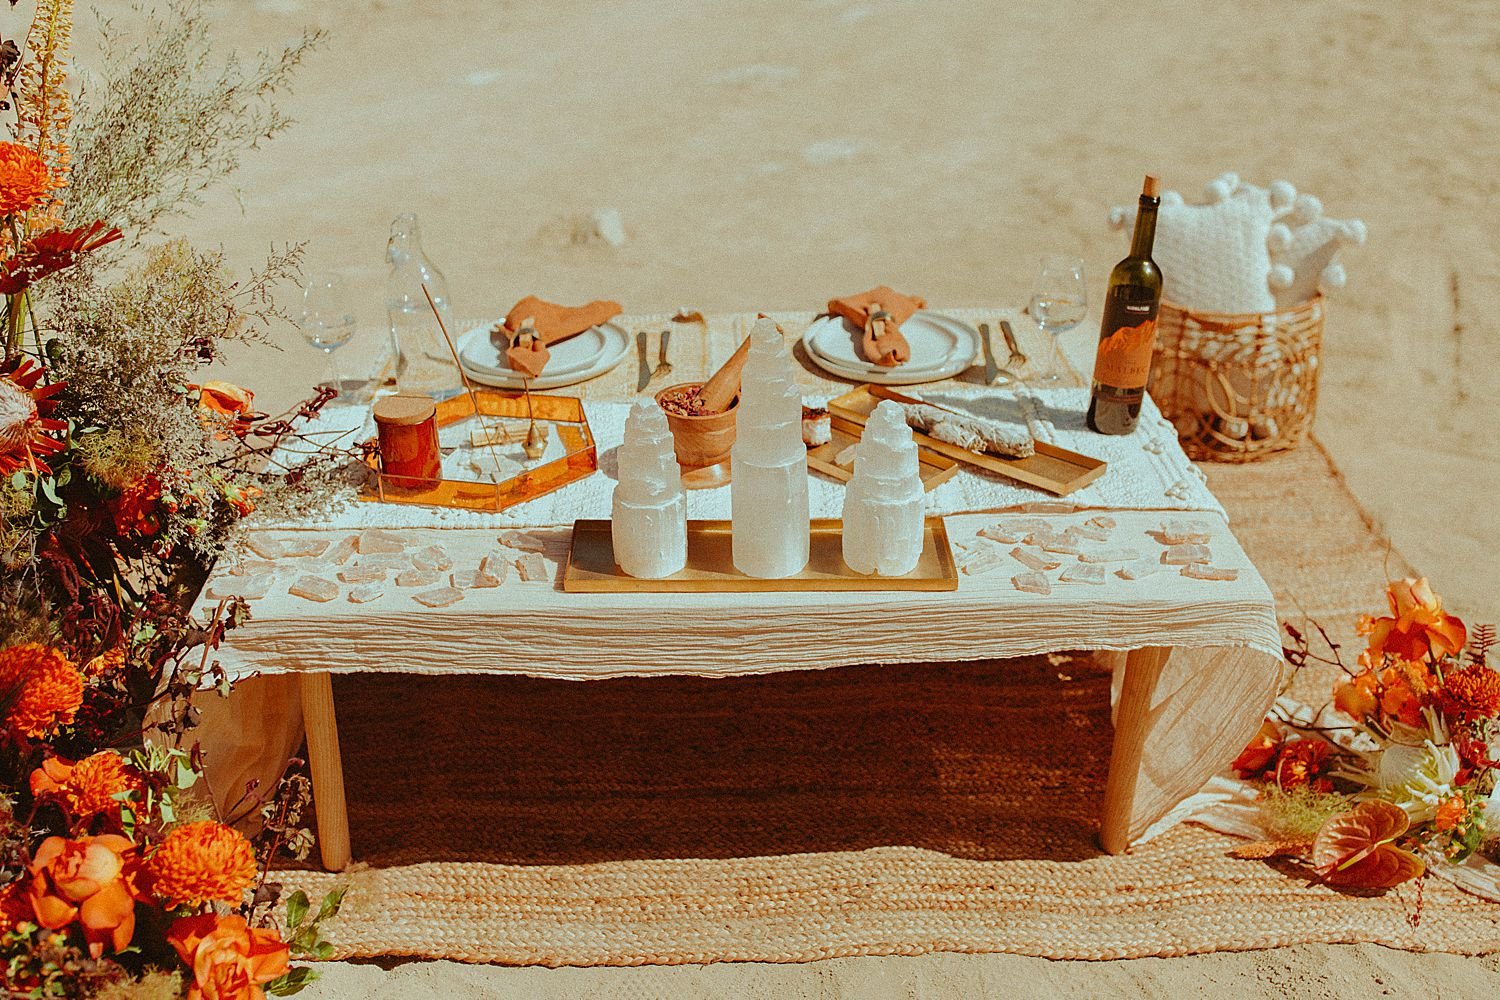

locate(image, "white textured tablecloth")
(197, 309), (1283, 850)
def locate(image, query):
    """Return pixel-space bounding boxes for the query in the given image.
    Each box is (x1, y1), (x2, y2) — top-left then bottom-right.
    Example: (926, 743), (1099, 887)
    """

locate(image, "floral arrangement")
(0, 2), (359, 997)
(1230, 577), (1498, 893)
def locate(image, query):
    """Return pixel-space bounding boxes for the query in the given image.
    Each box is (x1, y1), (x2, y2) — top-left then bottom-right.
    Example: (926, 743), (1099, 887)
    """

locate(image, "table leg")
(298, 672), (352, 872)
(1099, 646), (1171, 855)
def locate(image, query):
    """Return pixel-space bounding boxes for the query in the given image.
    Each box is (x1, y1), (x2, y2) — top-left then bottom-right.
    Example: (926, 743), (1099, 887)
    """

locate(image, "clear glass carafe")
(385, 213), (457, 394)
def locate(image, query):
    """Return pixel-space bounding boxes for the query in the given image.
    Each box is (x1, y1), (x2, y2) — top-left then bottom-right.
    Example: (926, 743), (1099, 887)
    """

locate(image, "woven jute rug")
(282, 440), (1500, 964)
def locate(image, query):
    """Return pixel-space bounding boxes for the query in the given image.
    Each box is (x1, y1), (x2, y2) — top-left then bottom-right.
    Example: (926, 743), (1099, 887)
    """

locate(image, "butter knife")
(979, 322), (999, 385)
(635, 329), (652, 392)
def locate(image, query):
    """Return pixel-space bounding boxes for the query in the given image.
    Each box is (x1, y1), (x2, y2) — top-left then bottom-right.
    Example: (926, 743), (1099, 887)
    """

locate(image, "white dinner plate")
(457, 320), (631, 389)
(802, 311), (980, 385)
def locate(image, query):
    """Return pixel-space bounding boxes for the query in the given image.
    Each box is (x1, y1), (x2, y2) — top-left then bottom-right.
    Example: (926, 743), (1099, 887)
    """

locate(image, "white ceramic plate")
(457, 320), (631, 389)
(802, 311), (980, 385)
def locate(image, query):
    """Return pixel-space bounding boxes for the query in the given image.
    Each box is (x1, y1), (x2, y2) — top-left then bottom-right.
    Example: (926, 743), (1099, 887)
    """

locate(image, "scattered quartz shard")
(207, 576), (272, 601)
(1073, 522), (1111, 542)
(279, 536), (330, 559)
(1118, 560), (1163, 580)
(1010, 546), (1060, 572)
(960, 548), (1006, 576)
(1079, 547), (1139, 564)
(1012, 572), (1052, 595)
(243, 535), (284, 560)
(611, 400), (688, 578)
(1162, 543), (1212, 565)
(337, 566), (386, 584)
(833, 443), (859, 469)
(842, 400), (925, 576)
(357, 553), (407, 570)
(347, 583), (386, 604)
(1158, 519), (1211, 545)
(515, 551), (549, 582)
(288, 576), (339, 602)
(229, 559), (277, 577)
(978, 523), (1026, 544)
(1086, 515), (1117, 531)
(358, 528), (406, 554)
(412, 545), (453, 572)
(1060, 563), (1106, 585)
(731, 316), (811, 578)
(396, 568), (441, 588)
(478, 552), (512, 583)
(1040, 537), (1083, 556)
(451, 568), (501, 589)
(412, 586), (464, 608)
(326, 534), (359, 565)
(1182, 563), (1239, 581)
(499, 530), (549, 553)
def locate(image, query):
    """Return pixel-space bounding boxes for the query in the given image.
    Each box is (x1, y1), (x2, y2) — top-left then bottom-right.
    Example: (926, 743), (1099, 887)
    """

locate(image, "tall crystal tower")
(731, 317), (810, 578)
(612, 401), (688, 578)
(841, 400), (924, 576)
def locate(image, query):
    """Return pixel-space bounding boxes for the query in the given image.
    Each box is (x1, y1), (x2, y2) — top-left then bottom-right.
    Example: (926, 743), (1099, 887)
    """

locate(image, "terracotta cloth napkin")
(827, 286), (927, 367)
(501, 295), (622, 377)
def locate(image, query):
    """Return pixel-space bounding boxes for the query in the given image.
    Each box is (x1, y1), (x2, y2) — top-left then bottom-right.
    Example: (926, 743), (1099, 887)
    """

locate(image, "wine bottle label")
(1092, 318), (1157, 389)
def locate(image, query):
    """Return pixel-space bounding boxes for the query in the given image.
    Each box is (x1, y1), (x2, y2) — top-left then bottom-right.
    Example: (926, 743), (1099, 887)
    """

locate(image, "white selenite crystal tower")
(612, 400), (688, 578)
(731, 317), (810, 578)
(842, 400), (924, 576)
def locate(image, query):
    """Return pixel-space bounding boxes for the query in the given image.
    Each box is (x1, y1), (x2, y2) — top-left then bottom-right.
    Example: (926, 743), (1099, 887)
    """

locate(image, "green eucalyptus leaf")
(286, 889), (309, 929)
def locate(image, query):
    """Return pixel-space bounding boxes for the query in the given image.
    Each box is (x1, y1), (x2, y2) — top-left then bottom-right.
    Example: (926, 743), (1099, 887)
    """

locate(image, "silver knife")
(979, 322), (999, 385)
(636, 329), (652, 392)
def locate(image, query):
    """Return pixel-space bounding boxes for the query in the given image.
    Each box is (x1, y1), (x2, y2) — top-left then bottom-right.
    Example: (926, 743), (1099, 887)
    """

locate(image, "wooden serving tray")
(805, 413), (960, 491)
(563, 517), (957, 593)
(827, 385), (1106, 497)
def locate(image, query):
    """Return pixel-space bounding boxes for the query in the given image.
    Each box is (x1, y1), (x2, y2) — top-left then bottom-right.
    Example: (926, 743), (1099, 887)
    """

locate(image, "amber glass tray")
(360, 390), (597, 512)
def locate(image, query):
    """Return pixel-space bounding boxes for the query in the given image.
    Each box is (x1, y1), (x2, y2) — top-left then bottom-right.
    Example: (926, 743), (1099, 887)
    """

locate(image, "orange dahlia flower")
(31, 751), (142, 823)
(0, 643), (84, 739)
(168, 913), (291, 1000)
(1439, 666), (1500, 721)
(27, 834), (148, 958)
(0, 141), (54, 216)
(1359, 578), (1467, 663)
(148, 821), (258, 907)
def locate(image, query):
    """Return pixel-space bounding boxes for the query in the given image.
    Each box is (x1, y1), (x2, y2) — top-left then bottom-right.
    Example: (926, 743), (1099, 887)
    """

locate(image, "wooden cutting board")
(826, 385), (1106, 497)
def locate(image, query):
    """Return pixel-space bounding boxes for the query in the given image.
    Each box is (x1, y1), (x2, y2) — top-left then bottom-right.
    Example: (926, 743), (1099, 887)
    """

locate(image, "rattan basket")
(1148, 293), (1323, 462)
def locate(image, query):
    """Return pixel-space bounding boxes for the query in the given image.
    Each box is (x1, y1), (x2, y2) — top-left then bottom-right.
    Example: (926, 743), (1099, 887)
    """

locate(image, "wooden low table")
(203, 511), (1282, 871)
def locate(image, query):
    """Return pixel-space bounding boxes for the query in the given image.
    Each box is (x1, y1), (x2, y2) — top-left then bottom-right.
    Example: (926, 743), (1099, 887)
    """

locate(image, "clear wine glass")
(1027, 255), (1088, 385)
(300, 272), (357, 398)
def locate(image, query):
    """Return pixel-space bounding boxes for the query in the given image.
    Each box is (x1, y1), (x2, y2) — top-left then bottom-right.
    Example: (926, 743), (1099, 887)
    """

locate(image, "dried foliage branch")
(16, 0), (73, 220)
(64, 0), (325, 235)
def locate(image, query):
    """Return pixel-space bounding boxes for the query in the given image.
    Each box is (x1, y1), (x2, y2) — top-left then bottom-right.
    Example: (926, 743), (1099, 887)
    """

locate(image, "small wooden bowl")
(655, 381), (737, 470)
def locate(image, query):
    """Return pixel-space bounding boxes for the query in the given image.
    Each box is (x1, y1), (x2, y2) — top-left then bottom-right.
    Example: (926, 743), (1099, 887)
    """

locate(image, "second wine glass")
(1027, 255), (1088, 385)
(301, 272), (357, 398)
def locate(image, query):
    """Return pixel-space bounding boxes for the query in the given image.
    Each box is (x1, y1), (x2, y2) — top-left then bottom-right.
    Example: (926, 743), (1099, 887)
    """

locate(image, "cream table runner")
(194, 310), (1284, 856)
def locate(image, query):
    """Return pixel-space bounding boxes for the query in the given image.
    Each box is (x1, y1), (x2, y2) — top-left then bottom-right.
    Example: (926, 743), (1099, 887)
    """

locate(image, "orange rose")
(196, 381), (258, 439)
(1231, 720), (1284, 778)
(167, 913), (290, 1000)
(1334, 669), (1379, 721)
(148, 821), (258, 907)
(1377, 661), (1432, 727)
(27, 835), (147, 958)
(1359, 577), (1467, 663)
(31, 751), (142, 824)
(0, 643), (84, 739)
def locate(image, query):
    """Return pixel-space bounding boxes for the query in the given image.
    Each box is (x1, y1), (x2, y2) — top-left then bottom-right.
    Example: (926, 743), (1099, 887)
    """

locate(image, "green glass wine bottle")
(1086, 174), (1164, 435)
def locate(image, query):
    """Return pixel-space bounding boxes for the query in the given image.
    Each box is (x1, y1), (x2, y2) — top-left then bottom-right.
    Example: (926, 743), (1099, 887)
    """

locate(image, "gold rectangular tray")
(827, 384), (1106, 497)
(806, 413), (960, 491)
(563, 517), (957, 593)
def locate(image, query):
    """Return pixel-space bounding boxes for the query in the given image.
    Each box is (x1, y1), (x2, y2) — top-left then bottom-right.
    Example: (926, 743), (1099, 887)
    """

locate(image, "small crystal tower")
(842, 400), (924, 576)
(612, 401), (688, 578)
(731, 317), (810, 578)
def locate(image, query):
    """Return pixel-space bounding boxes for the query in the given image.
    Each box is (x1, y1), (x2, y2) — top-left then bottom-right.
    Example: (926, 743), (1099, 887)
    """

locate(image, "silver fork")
(646, 329), (673, 388)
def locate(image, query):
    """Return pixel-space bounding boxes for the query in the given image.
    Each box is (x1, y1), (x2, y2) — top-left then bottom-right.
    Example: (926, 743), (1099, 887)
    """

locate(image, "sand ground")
(62, 0), (1500, 994)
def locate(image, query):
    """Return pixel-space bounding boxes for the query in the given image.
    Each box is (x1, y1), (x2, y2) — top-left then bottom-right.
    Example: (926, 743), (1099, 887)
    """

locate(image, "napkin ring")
(868, 309), (893, 324)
